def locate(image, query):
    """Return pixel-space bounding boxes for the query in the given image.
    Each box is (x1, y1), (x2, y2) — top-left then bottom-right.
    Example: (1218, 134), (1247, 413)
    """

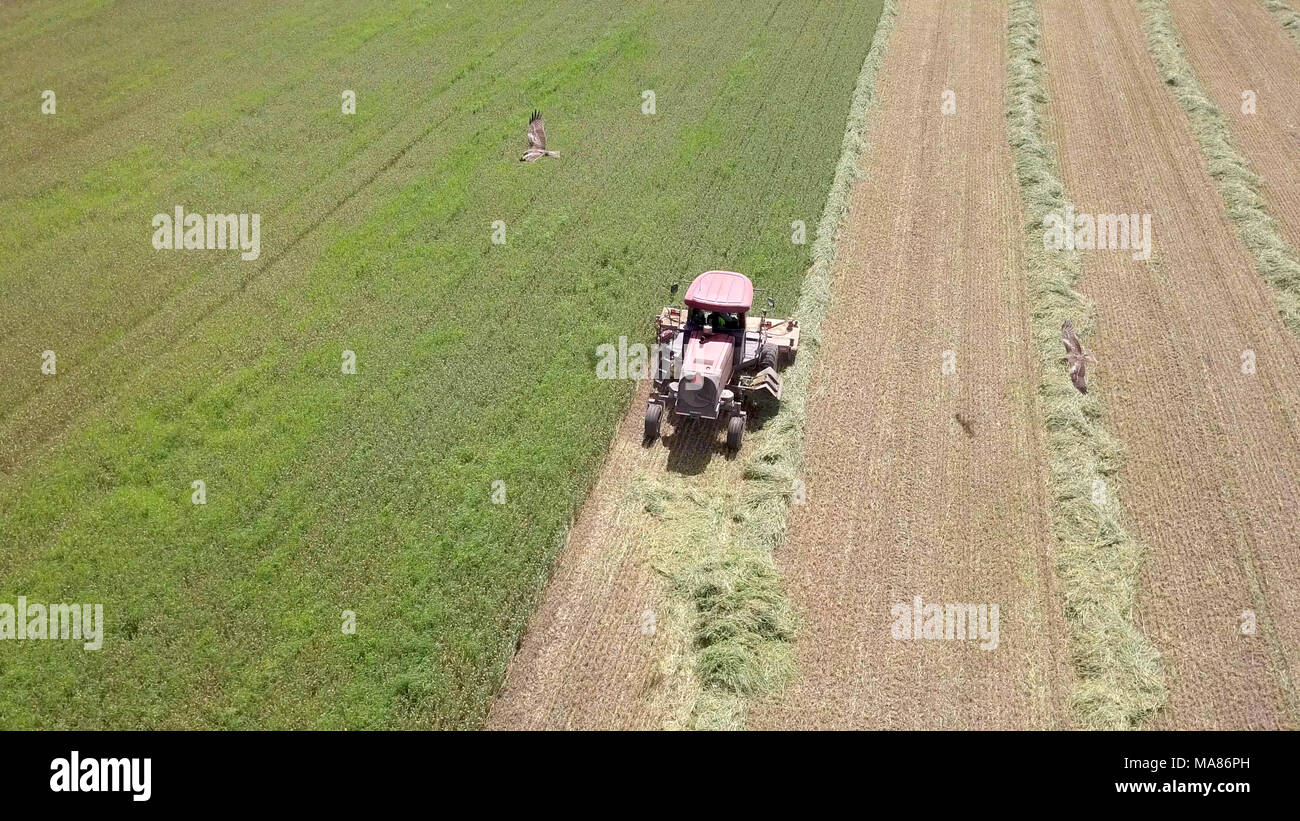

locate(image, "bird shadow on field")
(953, 412), (976, 438)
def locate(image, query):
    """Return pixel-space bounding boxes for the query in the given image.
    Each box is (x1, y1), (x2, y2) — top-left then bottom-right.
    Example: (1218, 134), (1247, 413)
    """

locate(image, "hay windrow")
(1261, 0), (1300, 48)
(1139, 0), (1300, 333)
(1006, 0), (1167, 729)
(640, 0), (900, 730)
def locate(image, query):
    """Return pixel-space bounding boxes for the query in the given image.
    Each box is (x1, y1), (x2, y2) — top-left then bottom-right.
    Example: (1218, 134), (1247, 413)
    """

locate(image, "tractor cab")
(684, 270), (753, 330)
(686, 308), (743, 332)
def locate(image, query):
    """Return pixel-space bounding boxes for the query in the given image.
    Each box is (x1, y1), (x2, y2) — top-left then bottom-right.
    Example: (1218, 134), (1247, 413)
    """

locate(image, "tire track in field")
(1040, 0), (1300, 728)
(750, 0), (1071, 730)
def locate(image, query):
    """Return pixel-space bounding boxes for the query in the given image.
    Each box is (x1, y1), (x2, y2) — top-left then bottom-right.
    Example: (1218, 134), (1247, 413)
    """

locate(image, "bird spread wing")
(527, 111), (546, 150)
(1062, 320), (1092, 393)
(1061, 320), (1082, 357)
(1069, 358), (1088, 394)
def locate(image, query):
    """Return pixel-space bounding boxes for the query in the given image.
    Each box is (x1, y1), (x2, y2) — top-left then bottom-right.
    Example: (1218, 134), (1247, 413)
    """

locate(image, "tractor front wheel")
(726, 415), (745, 451)
(644, 403), (663, 442)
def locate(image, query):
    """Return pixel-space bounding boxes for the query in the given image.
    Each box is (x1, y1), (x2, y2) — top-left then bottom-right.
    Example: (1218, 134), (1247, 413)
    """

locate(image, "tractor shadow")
(653, 398), (782, 475)
(659, 420), (722, 475)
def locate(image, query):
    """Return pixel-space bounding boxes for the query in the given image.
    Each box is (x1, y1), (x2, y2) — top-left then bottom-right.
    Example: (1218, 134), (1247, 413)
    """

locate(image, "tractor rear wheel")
(726, 415), (745, 451)
(759, 344), (778, 371)
(644, 403), (663, 442)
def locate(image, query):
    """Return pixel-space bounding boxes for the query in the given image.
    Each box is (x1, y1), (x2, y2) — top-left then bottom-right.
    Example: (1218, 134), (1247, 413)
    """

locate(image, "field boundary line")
(1005, 0), (1167, 729)
(1259, 0), (1300, 48)
(673, 0), (901, 729)
(1138, 0), (1300, 333)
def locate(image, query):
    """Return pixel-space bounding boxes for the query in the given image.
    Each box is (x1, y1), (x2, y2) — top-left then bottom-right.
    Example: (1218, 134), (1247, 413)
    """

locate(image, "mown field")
(0, 0), (882, 728)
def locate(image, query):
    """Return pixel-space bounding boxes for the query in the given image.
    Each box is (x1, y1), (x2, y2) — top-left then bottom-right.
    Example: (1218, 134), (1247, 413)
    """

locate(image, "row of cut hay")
(1005, 0), (1167, 729)
(645, 0), (902, 729)
(1139, 0), (1300, 333)
(1261, 0), (1300, 48)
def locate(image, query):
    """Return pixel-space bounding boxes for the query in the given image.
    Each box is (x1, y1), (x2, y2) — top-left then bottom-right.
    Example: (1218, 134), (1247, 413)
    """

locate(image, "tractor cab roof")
(683, 270), (753, 313)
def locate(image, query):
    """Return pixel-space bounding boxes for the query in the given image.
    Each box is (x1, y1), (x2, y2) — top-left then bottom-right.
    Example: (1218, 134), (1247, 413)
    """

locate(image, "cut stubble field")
(750, 0), (1071, 730)
(1039, 0), (1300, 728)
(1166, 0), (1300, 300)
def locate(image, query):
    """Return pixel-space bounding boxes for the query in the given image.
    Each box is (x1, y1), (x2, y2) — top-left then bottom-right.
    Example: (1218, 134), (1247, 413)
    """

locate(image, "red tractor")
(644, 270), (799, 452)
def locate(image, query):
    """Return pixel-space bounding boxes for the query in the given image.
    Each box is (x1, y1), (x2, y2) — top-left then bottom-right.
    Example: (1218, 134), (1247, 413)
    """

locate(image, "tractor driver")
(708, 312), (740, 332)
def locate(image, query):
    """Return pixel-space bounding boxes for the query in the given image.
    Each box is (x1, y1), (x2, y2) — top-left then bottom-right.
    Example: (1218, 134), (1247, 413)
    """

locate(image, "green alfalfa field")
(0, 0), (884, 728)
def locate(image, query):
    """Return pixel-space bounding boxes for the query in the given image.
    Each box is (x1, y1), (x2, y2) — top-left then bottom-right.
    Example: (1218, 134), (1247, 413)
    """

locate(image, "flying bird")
(954, 413), (975, 437)
(1061, 320), (1098, 394)
(520, 111), (560, 162)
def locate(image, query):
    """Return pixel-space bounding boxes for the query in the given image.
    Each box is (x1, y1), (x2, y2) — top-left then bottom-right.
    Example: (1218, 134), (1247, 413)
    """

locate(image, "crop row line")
(1259, 0), (1300, 49)
(1138, 0), (1300, 333)
(1005, 0), (1167, 729)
